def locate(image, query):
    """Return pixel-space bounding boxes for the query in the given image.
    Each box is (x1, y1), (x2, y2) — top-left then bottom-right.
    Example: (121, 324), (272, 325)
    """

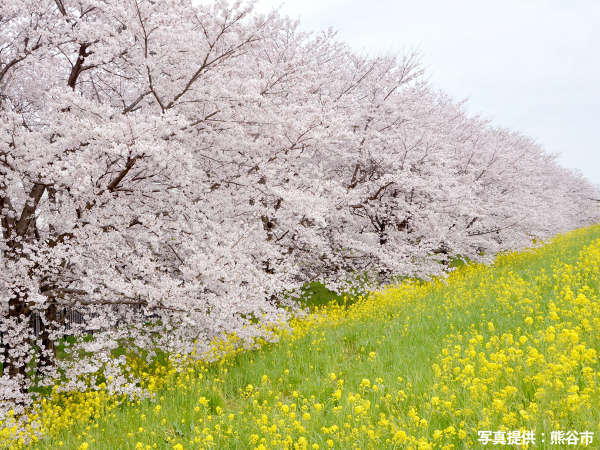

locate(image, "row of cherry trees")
(1, 0), (598, 412)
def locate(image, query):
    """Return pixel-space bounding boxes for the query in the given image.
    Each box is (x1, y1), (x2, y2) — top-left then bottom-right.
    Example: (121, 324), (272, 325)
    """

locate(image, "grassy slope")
(30, 225), (600, 449)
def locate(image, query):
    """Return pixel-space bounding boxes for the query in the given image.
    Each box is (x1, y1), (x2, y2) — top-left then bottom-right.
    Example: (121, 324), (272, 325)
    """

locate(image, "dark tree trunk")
(1, 183), (47, 387)
(38, 301), (58, 372)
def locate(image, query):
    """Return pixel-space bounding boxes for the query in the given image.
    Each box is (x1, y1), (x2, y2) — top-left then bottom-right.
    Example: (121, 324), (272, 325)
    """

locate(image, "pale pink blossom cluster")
(1, 0), (598, 414)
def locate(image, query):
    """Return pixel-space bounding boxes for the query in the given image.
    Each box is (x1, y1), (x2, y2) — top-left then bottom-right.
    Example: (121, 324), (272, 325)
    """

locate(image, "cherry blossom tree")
(1, 0), (598, 415)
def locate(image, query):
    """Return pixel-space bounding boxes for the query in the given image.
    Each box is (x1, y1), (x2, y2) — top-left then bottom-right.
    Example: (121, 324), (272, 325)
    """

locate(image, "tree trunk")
(1, 183), (47, 387)
(3, 293), (31, 381)
(38, 301), (58, 372)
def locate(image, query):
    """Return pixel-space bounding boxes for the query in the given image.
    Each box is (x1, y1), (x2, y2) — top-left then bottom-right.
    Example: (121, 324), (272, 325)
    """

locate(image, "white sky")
(254, 0), (600, 185)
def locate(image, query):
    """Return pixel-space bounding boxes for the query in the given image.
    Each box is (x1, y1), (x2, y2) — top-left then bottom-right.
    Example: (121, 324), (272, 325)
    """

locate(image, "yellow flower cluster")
(424, 230), (600, 446)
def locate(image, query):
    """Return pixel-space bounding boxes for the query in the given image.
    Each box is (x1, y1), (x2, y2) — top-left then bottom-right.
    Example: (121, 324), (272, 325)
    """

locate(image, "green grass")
(291, 281), (364, 311)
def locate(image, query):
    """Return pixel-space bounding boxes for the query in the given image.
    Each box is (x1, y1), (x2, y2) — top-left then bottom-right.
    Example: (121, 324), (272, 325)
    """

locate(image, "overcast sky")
(254, 0), (600, 185)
